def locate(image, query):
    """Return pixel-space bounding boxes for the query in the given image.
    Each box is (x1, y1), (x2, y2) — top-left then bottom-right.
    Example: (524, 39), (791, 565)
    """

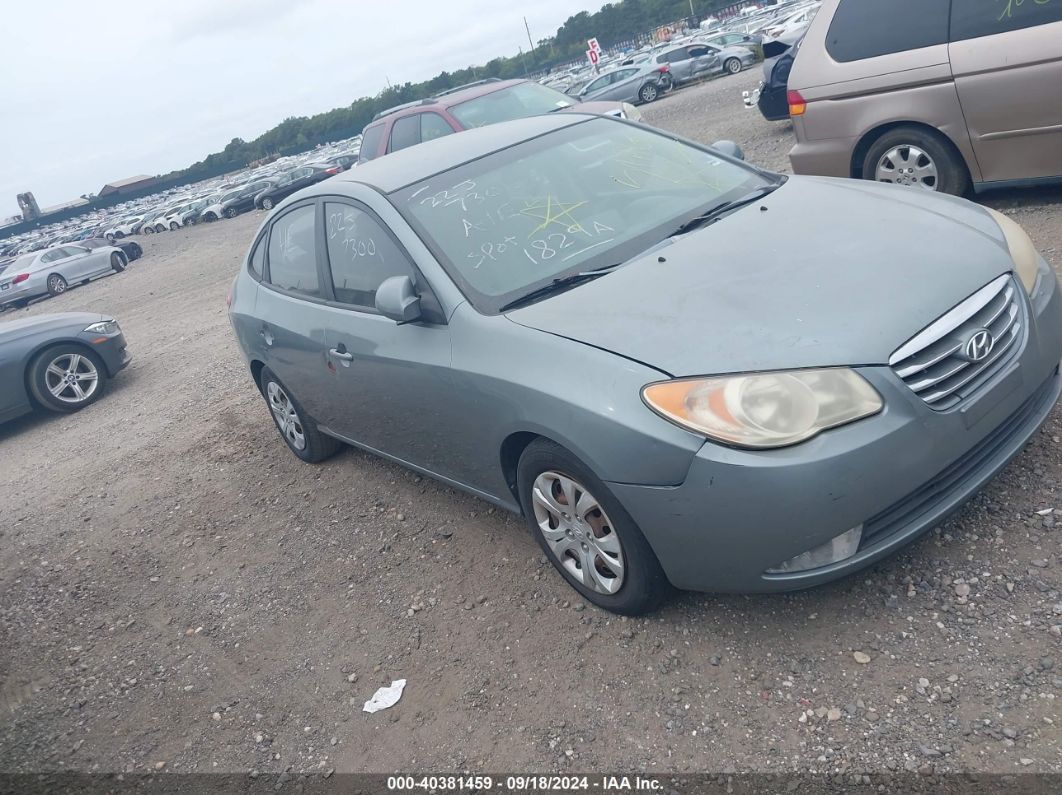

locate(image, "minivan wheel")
(517, 439), (671, 615)
(259, 367), (340, 463)
(725, 57), (742, 74)
(863, 127), (970, 195)
(638, 83), (659, 103)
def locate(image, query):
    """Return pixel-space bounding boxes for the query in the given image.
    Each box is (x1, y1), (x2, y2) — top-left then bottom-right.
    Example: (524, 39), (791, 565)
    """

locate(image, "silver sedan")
(0, 244), (128, 309)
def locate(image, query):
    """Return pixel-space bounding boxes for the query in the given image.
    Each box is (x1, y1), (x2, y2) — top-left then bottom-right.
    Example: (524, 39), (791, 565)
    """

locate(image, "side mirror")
(711, 140), (745, 161)
(375, 275), (422, 323)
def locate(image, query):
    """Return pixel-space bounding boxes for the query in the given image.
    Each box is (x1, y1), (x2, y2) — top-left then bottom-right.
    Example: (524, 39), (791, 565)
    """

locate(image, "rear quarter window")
(359, 124), (385, 161)
(951, 0), (1062, 41)
(826, 0), (949, 62)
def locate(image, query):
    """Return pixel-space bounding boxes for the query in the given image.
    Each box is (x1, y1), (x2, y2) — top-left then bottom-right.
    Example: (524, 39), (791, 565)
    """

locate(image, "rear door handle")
(329, 347), (354, 365)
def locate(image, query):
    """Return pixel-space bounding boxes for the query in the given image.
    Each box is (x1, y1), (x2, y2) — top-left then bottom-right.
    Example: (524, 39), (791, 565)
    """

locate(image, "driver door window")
(324, 202), (413, 309)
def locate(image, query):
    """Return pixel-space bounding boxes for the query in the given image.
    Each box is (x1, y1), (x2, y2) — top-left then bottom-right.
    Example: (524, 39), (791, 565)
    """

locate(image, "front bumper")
(89, 331), (132, 376)
(609, 270), (1062, 592)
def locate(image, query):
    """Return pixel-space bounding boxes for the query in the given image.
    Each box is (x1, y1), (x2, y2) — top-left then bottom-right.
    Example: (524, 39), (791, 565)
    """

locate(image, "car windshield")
(449, 82), (575, 128)
(393, 117), (768, 313)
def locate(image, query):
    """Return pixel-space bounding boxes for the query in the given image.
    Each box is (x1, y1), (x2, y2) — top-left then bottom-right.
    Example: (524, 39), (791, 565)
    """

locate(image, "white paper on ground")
(363, 679), (406, 713)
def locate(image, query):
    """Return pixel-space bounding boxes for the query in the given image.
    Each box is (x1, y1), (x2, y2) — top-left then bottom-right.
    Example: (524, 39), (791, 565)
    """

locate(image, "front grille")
(859, 373), (1056, 550)
(889, 274), (1024, 410)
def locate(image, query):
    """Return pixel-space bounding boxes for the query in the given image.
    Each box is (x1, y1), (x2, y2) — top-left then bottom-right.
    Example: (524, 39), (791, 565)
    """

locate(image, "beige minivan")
(787, 0), (1062, 195)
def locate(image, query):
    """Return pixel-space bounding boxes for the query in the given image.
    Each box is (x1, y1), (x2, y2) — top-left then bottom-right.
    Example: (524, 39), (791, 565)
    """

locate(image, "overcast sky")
(0, 0), (604, 217)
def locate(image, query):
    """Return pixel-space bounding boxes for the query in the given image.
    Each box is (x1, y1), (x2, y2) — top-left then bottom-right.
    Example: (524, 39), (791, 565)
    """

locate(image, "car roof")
(337, 113), (588, 194)
(369, 79), (528, 126)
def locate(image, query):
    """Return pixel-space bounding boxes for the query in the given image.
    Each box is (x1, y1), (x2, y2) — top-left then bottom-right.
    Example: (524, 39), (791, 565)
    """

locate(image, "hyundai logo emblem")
(964, 328), (994, 362)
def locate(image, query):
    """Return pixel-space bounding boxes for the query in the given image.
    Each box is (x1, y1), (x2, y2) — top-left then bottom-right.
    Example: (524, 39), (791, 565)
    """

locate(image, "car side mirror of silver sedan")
(375, 275), (422, 323)
(711, 140), (745, 161)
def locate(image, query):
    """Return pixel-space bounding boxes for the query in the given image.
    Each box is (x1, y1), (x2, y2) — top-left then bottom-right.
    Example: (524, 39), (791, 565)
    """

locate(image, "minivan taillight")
(12, 273), (29, 284)
(787, 90), (807, 116)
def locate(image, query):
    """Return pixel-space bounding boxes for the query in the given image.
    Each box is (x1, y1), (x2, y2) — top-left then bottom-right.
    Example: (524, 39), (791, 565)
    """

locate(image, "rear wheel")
(638, 83), (659, 104)
(725, 57), (742, 74)
(224, 207), (238, 219)
(142, 226), (154, 235)
(169, 221), (179, 231)
(46, 274), (68, 296)
(113, 231), (124, 239)
(110, 252), (126, 272)
(517, 439), (671, 614)
(259, 367), (340, 463)
(862, 126), (970, 195)
(28, 346), (107, 413)
(260, 197), (274, 210)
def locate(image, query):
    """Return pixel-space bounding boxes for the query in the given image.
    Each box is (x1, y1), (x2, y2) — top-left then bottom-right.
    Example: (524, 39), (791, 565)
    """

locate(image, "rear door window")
(389, 115), (421, 153)
(266, 205), (320, 297)
(951, 0), (1062, 41)
(826, 0), (949, 62)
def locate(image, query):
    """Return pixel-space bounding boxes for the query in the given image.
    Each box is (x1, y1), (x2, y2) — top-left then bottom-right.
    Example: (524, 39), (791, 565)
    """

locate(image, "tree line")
(161, 0), (731, 183)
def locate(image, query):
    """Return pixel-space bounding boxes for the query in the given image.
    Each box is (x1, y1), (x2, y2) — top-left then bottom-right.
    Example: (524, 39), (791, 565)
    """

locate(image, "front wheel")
(142, 226), (154, 235)
(47, 274), (68, 296)
(169, 221), (179, 231)
(110, 252), (126, 272)
(725, 57), (742, 75)
(862, 126), (970, 195)
(259, 367), (340, 463)
(260, 197), (274, 210)
(28, 347), (107, 413)
(638, 83), (659, 104)
(517, 439), (671, 614)
(224, 207), (238, 219)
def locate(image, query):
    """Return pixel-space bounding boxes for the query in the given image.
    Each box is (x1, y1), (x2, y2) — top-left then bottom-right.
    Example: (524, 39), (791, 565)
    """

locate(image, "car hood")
(0, 312), (108, 340)
(506, 177), (1014, 377)
(565, 100), (625, 116)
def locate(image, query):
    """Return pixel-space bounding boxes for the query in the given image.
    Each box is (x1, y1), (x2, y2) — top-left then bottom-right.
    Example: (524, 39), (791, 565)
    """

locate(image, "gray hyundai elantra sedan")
(228, 114), (1062, 614)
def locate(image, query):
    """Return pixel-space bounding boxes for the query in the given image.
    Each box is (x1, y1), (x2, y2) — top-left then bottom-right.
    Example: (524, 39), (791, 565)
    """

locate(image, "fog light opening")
(766, 524), (863, 574)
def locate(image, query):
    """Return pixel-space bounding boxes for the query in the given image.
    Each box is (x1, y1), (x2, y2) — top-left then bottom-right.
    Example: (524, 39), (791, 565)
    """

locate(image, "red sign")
(586, 48), (600, 66)
(587, 37), (601, 53)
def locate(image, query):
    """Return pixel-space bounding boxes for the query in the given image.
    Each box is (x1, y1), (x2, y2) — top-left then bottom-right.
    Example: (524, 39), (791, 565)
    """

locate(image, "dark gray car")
(0, 312), (131, 424)
(228, 114), (1062, 614)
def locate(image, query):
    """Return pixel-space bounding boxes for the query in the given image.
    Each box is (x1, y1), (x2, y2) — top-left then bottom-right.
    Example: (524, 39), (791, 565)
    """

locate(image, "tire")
(260, 197), (274, 210)
(725, 57), (742, 75)
(46, 274), (68, 296)
(142, 226), (154, 235)
(203, 213), (217, 222)
(155, 224), (166, 233)
(169, 221), (179, 231)
(130, 243), (142, 260)
(110, 252), (126, 272)
(638, 83), (659, 104)
(28, 346), (107, 413)
(517, 439), (671, 615)
(258, 367), (340, 463)
(224, 207), (238, 219)
(113, 231), (124, 239)
(862, 126), (970, 196)
(105, 234), (114, 242)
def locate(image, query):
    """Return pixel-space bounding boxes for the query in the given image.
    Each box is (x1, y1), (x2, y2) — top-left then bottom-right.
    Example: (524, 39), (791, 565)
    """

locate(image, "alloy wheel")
(44, 353), (99, 404)
(641, 84), (658, 102)
(48, 275), (67, 294)
(531, 471), (625, 595)
(874, 145), (939, 190)
(266, 381), (306, 451)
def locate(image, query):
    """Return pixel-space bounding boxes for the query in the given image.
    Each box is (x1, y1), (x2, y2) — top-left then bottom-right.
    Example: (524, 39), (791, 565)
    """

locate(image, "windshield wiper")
(498, 263), (622, 312)
(669, 184), (781, 237)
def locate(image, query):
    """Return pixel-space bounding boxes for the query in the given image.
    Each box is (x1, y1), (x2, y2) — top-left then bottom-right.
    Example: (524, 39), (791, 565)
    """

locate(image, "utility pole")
(524, 16), (537, 57)
(518, 46), (529, 77)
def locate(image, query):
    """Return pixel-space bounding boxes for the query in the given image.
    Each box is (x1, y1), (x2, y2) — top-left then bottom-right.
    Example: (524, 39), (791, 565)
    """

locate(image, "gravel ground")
(2, 71), (1061, 780)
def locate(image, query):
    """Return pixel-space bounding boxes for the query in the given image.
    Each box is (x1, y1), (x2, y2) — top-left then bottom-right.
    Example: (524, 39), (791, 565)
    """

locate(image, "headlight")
(620, 102), (642, 121)
(642, 368), (883, 449)
(986, 207), (1038, 295)
(84, 319), (120, 335)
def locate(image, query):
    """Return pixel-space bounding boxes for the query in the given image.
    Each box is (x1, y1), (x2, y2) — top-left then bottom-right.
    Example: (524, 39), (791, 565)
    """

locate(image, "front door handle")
(329, 347), (354, 365)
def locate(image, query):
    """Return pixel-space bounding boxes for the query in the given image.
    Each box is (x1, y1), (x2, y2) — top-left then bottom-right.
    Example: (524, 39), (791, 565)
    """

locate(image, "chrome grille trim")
(889, 274), (1025, 411)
